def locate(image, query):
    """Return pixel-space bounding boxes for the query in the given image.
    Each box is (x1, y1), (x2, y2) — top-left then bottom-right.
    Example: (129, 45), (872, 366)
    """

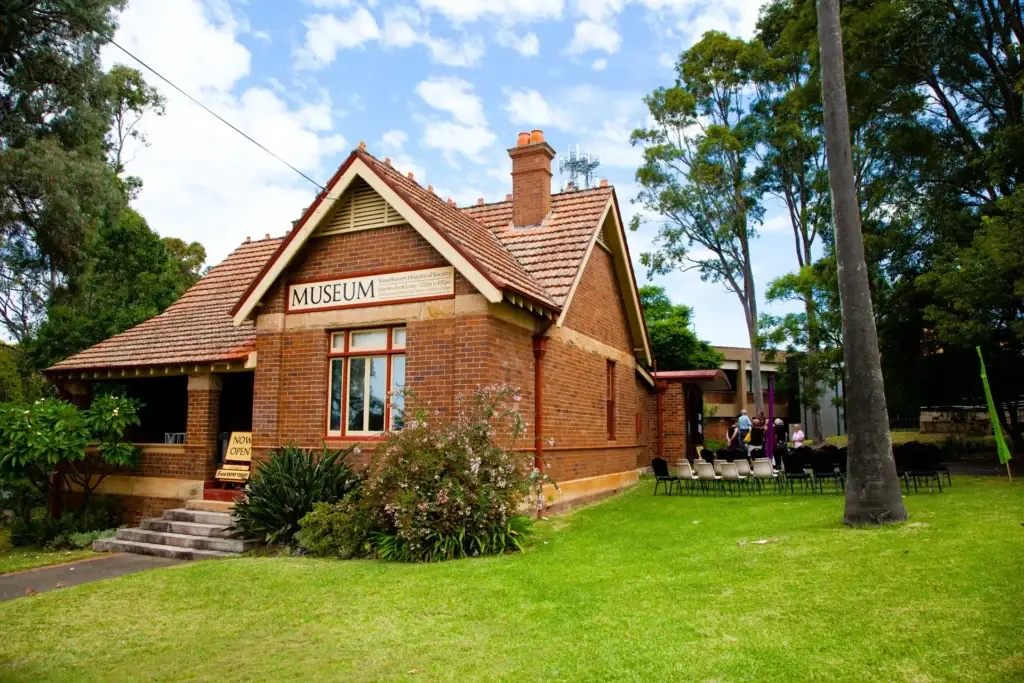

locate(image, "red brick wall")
(562, 246), (632, 354)
(130, 449), (211, 480)
(120, 495), (182, 527)
(705, 417), (730, 443)
(247, 220), (658, 486)
(509, 143), (553, 227)
(661, 382), (688, 463)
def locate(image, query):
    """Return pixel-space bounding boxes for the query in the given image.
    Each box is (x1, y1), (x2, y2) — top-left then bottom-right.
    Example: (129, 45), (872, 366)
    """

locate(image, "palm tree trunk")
(817, 0), (907, 525)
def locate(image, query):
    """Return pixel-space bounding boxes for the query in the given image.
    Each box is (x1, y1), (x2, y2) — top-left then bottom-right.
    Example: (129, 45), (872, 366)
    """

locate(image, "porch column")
(186, 374), (222, 481)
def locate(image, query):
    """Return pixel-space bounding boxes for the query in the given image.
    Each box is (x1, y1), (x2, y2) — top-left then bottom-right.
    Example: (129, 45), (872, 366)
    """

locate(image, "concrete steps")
(93, 501), (245, 561)
(92, 539), (236, 560)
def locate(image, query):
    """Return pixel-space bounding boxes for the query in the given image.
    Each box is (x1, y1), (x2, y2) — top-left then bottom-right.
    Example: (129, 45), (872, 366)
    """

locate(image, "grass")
(825, 430), (999, 448)
(0, 528), (96, 575)
(1, 478), (1022, 682)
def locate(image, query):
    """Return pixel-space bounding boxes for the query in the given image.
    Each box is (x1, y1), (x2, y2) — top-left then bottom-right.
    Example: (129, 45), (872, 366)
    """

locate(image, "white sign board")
(288, 266), (455, 313)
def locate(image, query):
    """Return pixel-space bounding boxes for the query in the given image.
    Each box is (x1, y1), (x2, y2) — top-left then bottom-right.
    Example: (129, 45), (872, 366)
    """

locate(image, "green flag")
(976, 347), (1013, 465)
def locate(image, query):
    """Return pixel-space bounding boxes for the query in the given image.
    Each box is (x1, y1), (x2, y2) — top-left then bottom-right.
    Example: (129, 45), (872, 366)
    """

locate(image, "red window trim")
(326, 326), (406, 438)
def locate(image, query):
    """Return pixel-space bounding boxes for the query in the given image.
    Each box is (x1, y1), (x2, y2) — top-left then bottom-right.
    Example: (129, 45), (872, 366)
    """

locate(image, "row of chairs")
(653, 441), (953, 497)
(652, 456), (784, 496)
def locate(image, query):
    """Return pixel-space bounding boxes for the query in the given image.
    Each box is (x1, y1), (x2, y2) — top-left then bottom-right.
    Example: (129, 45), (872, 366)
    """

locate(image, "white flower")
(352, 447), (362, 455)
(112, 408), (119, 416)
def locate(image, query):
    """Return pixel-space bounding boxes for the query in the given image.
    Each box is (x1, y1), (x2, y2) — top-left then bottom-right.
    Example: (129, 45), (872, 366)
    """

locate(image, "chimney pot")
(505, 193), (512, 201)
(477, 197), (485, 205)
(508, 131), (556, 227)
(265, 233), (271, 239)
(600, 178), (608, 187)
(245, 236), (251, 242)
(427, 184), (434, 193)
(358, 141), (366, 150)
(407, 171), (414, 180)
(385, 157), (392, 166)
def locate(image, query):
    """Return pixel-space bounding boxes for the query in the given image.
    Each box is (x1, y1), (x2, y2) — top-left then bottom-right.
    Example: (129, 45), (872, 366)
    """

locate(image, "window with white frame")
(327, 326), (406, 436)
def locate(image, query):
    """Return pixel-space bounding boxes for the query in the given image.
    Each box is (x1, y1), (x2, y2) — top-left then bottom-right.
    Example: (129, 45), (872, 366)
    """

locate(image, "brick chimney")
(508, 129), (555, 227)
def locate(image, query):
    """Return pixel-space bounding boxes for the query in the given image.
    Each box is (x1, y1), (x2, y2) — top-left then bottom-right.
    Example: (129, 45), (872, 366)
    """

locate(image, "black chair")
(921, 443), (951, 487)
(810, 453), (844, 493)
(782, 450), (813, 493)
(892, 446), (912, 493)
(902, 443), (943, 493)
(651, 457), (681, 495)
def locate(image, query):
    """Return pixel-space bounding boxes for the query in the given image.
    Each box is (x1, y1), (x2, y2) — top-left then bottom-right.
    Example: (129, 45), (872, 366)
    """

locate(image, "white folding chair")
(677, 460), (700, 494)
(752, 458), (781, 494)
(695, 460), (724, 496)
(720, 461), (749, 495)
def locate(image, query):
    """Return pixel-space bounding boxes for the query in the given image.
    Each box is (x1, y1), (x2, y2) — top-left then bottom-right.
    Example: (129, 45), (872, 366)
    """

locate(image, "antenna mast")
(558, 144), (601, 190)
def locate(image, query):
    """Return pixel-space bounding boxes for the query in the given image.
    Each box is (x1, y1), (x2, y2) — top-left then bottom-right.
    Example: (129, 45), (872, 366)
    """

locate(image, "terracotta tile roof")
(356, 150), (558, 309)
(50, 151), (620, 373)
(48, 237), (282, 373)
(461, 186), (613, 306)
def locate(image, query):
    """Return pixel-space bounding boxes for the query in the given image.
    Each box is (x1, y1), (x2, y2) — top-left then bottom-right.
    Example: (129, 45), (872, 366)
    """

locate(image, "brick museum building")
(47, 131), (726, 523)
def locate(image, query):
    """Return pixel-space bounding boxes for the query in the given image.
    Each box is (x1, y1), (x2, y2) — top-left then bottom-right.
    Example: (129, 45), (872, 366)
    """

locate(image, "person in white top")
(791, 423), (805, 448)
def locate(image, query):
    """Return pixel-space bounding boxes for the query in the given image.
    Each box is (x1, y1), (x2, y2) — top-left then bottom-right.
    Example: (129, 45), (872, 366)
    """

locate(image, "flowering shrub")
(298, 384), (555, 562)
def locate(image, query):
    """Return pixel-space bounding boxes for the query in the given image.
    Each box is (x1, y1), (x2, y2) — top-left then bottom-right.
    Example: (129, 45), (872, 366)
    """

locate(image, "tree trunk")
(817, 0), (907, 525)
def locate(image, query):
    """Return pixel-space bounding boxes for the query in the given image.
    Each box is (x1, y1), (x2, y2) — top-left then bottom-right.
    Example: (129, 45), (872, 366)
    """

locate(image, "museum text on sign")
(288, 266), (455, 312)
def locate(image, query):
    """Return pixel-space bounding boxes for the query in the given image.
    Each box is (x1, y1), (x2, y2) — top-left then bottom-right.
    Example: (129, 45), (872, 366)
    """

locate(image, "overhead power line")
(99, 32), (327, 192)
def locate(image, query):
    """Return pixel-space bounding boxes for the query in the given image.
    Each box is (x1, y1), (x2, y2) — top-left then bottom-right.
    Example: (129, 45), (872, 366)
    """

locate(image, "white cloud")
(416, 77), (486, 126)
(422, 121), (497, 162)
(504, 89), (571, 130)
(495, 28), (540, 56)
(103, 0), (350, 265)
(304, 0), (353, 7)
(381, 6), (421, 47)
(380, 129), (409, 151)
(576, 0), (625, 21)
(592, 57), (608, 71)
(295, 7), (380, 69)
(416, 0), (564, 24)
(300, 5), (484, 69)
(416, 78), (495, 162)
(567, 20), (621, 54)
(421, 34), (485, 67)
(376, 129), (427, 182)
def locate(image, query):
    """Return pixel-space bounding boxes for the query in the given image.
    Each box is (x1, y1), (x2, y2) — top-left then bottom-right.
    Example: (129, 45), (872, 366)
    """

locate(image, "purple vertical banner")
(767, 373), (776, 458)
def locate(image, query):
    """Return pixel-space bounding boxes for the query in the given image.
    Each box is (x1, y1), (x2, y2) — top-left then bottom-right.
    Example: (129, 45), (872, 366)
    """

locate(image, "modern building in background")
(703, 346), (790, 442)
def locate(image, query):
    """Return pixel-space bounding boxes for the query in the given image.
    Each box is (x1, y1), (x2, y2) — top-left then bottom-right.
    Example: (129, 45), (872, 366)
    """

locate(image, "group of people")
(727, 410), (805, 453)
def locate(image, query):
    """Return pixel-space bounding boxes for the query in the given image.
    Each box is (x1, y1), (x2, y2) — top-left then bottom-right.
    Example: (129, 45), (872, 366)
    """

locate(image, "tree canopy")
(639, 286), (723, 371)
(1, 0), (205, 377)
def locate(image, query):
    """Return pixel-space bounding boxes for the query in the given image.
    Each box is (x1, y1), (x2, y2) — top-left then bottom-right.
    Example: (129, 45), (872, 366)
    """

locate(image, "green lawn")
(824, 431), (997, 448)
(0, 528), (96, 575)
(1, 478), (1022, 682)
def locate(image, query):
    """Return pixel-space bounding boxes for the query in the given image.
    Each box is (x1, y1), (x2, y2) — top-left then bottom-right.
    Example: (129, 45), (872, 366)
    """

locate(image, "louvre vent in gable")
(314, 177), (406, 237)
(595, 220), (612, 252)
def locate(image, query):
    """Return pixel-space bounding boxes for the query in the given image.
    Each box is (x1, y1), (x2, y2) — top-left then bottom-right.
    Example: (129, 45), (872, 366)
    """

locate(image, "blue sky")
(104, 0), (803, 347)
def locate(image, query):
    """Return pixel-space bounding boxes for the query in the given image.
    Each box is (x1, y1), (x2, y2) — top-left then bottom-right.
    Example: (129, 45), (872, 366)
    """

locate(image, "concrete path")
(0, 553), (182, 602)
